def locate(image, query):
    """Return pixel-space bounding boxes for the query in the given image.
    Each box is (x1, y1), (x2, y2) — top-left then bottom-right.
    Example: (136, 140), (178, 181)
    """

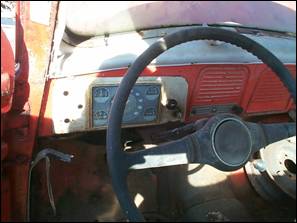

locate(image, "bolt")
(253, 159), (266, 172)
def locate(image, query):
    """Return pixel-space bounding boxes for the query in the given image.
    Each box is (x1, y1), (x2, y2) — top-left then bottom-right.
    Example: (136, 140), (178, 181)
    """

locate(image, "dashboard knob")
(166, 99), (178, 110)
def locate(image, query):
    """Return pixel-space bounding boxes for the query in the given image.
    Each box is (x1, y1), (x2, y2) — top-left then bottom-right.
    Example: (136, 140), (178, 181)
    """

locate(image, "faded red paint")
(1, 29), (15, 114)
(38, 64), (296, 137)
(1, 178), (11, 221)
(228, 168), (251, 196)
(1, 2), (59, 221)
(1, 1), (296, 221)
(1, 24), (15, 223)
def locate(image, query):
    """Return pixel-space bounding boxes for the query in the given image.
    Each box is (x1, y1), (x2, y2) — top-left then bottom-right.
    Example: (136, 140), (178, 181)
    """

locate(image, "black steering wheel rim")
(106, 27), (296, 222)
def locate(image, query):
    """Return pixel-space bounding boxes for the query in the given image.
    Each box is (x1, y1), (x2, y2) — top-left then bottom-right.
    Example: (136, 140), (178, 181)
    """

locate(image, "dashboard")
(38, 64), (295, 136)
(92, 84), (161, 127)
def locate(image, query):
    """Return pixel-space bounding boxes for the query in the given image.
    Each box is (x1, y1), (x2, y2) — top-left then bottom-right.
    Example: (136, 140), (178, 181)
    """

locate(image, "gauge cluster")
(47, 76), (187, 135)
(92, 84), (161, 127)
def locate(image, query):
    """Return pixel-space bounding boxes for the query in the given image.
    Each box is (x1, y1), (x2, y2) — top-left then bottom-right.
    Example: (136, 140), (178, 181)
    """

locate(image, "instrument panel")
(47, 76), (188, 135)
(39, 65), (295, 136)
(92, 84), (161, 127)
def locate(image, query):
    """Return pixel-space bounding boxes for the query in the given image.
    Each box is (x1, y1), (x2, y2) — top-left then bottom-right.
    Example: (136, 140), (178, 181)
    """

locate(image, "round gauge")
(145, 86), (160, 100)
(144, 108), (157, 121)
(94, 111), (108, 120)
(94, 88), (109, 103)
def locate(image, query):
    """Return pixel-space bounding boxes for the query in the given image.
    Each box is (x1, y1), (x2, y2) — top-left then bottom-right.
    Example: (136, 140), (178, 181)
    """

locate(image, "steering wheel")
(106, 27), (296, 221)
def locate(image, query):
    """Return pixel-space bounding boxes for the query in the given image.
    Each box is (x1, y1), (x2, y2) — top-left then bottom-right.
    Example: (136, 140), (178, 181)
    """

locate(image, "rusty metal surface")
(1, 10), (17, 223)
(260, 137), (296, 199)
(1, 177), (11, 221)
(1, 28), (15, 114)
(30, 138), (157, 222)
(1, 1), (59, 221)
(245, 137), (296, 200)
(30, 136), (296, 221)
(1, 1), (295, 221)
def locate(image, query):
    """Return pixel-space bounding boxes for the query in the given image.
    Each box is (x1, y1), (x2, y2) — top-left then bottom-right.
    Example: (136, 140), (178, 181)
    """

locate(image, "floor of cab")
(30, 137), (296, 222)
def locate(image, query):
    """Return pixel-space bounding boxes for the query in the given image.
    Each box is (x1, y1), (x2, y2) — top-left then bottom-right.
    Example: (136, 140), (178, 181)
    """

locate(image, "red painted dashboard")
(38, 63), (296, 137)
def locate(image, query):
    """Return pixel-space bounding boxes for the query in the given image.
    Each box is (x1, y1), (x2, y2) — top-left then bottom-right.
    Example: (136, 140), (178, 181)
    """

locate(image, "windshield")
(64, 1), (296, 37)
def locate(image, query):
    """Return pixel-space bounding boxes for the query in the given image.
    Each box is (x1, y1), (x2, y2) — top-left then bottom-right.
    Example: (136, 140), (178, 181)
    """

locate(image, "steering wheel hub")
(211, 117), (252, 170)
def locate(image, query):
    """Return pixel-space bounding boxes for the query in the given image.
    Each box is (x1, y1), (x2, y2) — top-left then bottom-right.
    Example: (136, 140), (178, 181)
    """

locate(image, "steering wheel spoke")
(246, 122), (296, 153)
(125, 134), (198, 170)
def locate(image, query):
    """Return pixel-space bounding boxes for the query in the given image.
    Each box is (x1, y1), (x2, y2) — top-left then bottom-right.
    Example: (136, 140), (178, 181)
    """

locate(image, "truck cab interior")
(1, 1), (296, 222)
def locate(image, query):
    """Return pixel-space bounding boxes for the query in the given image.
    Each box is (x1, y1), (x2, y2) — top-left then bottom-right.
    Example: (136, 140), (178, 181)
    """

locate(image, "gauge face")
(92, 84), (160, 127)
(144, 108), (157, 121)
(93, 110), (109, 126)
(146, 86), (160, 100)
(94, 111), (108, 120)
(94, 88), (109, 103)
